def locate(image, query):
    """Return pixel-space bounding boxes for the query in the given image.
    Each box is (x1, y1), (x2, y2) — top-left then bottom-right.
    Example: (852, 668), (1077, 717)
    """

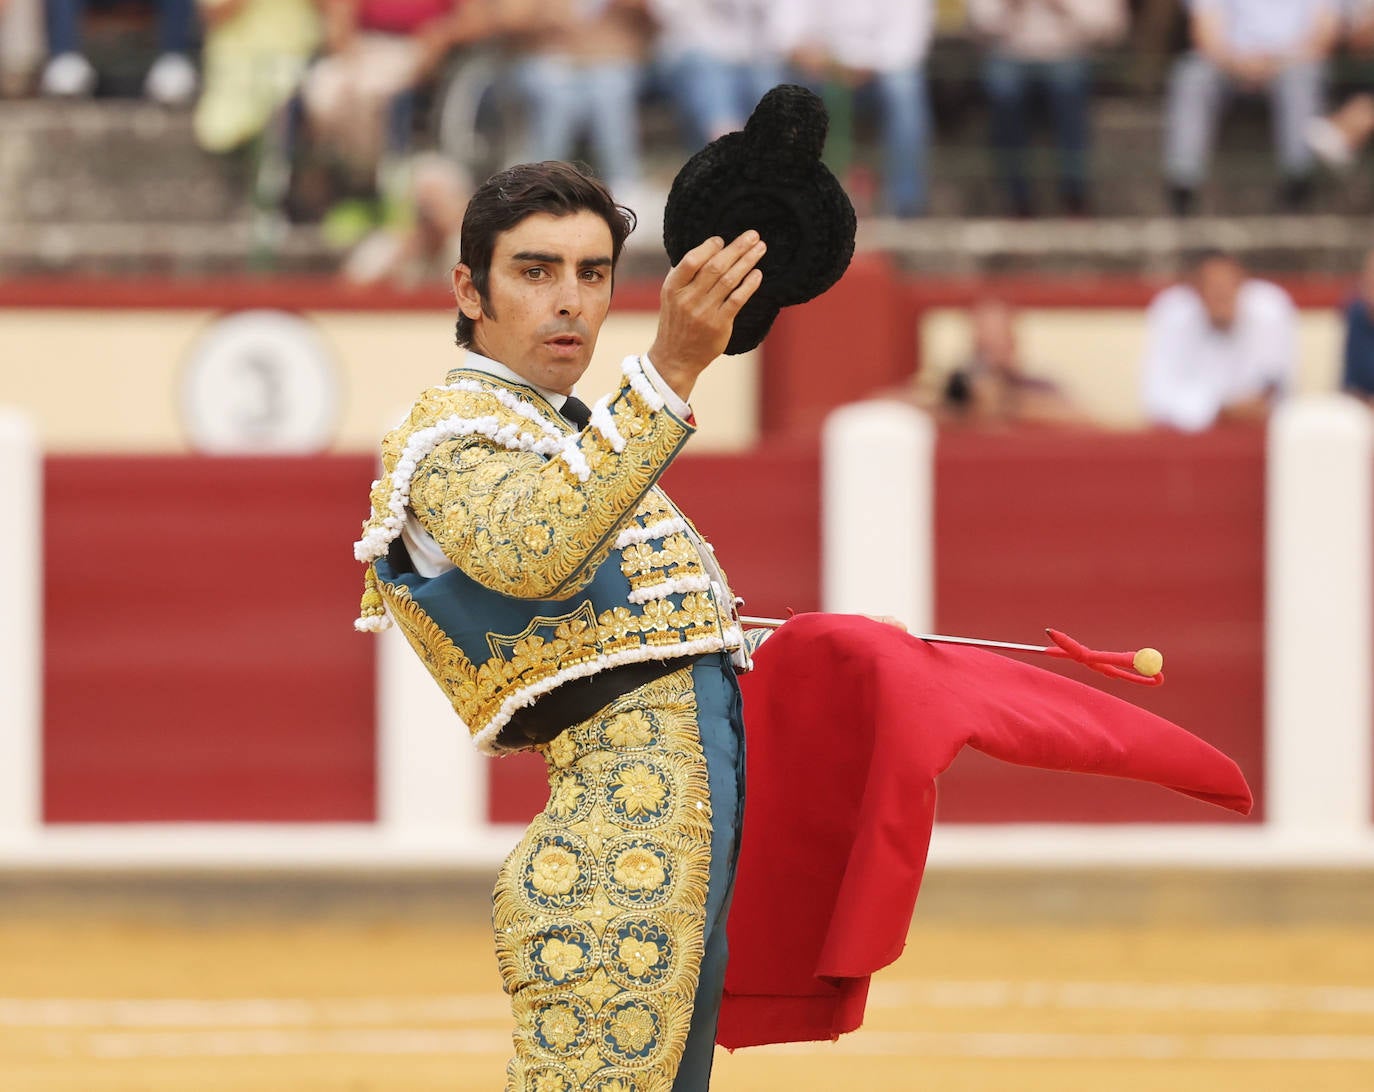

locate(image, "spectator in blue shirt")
(1342, 248), (1374, 401)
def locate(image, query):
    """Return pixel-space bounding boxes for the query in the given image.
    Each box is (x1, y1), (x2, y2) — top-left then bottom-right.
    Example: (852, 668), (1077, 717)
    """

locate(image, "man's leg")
(982, 53), (1033, 216)
(1163, 51), (1227, 212)
(1271, 59), (1324, 208)
(514, 54), (581, 164)
(155, 0), (196, 55)
(44, 0), (83, 55)
(668, 50), (737, 149)
(872, 65), (930, 218)
(671, 655), (745, 1091)
(40, 0), (96, 96)
(584, 59), (644, 194)
(1043, 56), (1091, 214)
(494, 660), (744, 1092)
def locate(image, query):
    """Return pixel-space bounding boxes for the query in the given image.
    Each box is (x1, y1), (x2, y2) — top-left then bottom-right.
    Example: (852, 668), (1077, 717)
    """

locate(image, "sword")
(737, 615), (1164, 685)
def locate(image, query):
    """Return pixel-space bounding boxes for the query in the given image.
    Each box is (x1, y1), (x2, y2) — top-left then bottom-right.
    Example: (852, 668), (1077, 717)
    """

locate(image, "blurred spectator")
(1, 0), (45, 96)
(1141, 250), (1296, 432)
(303, 0), (494, 175)
(40, 0), (200, 104)
(1306, 0), (1374, 168)
(967, 0), (1128, 217)
(648, 0), (788, 150)
(342, 152), (470, 286)
(935, 298), (1083, 425)
(780, 0), (934, 219)
(193, 0), (320, 155)
(1340, 246), (1374, 402)
(1163, 0), (1341, 214)
(500, 0), (654, 200)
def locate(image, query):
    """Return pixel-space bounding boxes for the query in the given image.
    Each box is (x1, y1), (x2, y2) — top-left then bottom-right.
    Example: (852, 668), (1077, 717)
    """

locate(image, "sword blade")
(737, 616), (1050, 654)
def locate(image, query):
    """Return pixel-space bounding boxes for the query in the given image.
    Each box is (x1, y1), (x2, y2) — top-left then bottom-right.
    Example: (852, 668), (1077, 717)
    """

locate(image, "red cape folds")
(716, 613), (1252, 1050)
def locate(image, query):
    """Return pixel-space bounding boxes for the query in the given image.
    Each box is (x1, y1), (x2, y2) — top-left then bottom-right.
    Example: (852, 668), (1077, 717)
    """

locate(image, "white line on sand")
(23, 1029), (1374, 1062)
(759, 1031), (1374, 1062)
(8, 978), (1373, 1029)
(867, 979), (1374, 1015)
(0, 995), (506, 1028)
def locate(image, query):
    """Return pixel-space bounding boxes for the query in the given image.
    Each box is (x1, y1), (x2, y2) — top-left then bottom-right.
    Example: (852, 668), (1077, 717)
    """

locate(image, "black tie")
(561, 395), (591, 430)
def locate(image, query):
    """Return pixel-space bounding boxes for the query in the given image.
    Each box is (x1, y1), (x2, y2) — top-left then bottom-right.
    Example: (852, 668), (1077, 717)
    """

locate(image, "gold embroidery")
(362, 371), (743, 752)
(488, 603), (601, 664)
(389, 377), (692, 600)
(494, 668), (712, 1092)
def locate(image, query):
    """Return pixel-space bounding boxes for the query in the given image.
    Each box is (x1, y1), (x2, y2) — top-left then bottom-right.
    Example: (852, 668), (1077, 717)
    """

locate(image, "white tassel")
(614, 517), (688, 549)
(621, 355), (666, 412)
(626, 574), (713, 605)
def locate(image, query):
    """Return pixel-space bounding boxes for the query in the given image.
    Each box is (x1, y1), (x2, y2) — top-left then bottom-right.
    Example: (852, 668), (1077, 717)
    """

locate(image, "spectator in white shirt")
(648, 0), (788, 151)
(967, 0), (1127, 217)
(1163, 0), (1341, 214)
(779, 0), (934, 218)
(1141, 250), (1296, 432)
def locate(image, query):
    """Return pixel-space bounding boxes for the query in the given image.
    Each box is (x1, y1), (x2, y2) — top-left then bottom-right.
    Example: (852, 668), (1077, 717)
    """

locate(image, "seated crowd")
(3, 1), (1374, 223)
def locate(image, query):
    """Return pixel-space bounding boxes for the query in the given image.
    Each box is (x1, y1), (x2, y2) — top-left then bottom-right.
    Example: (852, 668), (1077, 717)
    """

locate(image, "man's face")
(454, 210), (615, 394)
(1195, 257), (1244, 331)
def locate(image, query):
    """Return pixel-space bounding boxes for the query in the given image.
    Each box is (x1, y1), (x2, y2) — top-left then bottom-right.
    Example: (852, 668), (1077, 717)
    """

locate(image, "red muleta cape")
(716, 613), (1252, 1050)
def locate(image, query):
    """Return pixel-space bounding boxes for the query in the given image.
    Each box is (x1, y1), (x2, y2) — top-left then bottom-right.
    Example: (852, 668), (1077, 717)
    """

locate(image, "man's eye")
(524, 267), (547, 280)
(581, 269), (605, 282)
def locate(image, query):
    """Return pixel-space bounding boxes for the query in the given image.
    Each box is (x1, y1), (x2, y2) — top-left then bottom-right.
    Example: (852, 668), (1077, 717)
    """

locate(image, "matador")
(354, 160), (769, 1091)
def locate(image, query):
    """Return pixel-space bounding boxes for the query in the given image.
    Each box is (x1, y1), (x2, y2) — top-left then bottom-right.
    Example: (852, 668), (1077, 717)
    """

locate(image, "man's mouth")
(545, 335), (583, 357)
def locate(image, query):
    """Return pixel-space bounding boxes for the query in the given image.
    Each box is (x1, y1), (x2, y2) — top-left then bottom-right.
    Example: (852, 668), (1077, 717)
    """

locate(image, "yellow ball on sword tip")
(1133, 647), (1164, 677)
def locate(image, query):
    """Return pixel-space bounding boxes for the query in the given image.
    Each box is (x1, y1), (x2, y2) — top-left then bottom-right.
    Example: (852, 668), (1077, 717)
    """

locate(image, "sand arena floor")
(1, 870), (1371, 1092)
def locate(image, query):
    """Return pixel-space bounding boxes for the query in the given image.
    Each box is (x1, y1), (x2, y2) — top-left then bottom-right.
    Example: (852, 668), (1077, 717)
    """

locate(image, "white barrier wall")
(0, 409), (41, 856)
(822, 400), (934, 631)
(1266, 397), (1374, 852)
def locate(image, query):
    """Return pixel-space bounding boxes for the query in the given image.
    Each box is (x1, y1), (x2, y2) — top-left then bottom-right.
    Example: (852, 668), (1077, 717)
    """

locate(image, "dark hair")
(454, 161), (637, 347)
(1183, 247), (1242, 273)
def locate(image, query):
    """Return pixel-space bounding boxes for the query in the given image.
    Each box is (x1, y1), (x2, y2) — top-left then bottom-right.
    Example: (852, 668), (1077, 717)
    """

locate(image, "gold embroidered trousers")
(494, 656), (745, 1092)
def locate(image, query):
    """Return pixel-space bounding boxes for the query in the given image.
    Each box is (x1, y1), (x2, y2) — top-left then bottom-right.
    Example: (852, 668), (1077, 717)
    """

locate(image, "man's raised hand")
(648, 230), (766, 403)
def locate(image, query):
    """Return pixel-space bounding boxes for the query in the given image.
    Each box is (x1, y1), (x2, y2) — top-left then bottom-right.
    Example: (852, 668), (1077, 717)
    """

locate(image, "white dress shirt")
(1140, 280), (1296, 433)
(1188, 0), (1338, 56)
(773, 0), (935, 74)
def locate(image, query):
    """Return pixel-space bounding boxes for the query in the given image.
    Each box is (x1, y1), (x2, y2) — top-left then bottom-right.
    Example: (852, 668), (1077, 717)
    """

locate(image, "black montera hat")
(663, 84), (857, 356)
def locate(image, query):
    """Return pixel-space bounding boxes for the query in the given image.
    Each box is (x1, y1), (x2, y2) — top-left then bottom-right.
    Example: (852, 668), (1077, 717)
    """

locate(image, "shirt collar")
(453, 350), (570, 411)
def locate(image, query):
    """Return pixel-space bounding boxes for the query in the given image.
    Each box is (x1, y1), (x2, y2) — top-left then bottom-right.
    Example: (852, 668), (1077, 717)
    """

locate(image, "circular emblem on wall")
(180, 310), (341, 453)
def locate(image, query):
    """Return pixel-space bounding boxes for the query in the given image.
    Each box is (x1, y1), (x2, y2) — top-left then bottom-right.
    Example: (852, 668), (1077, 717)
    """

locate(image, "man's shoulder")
(378, 372), (569, 465)
(1238, 278), (1296, 320)
(404, 370), (564, 429)
(1147, 283), (1202, 322)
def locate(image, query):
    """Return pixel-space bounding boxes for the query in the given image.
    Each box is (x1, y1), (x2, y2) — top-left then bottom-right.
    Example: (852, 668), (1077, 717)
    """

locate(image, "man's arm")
(1293, 2), (1341, 63)
(1217, 286), (1296, 423)
(649, 231), (766, 403)
(1190, 1), (1278, 87)
(407, 231), (766, 599)
(1141, 291), (1215, 432)
(317, 0), (359, 54)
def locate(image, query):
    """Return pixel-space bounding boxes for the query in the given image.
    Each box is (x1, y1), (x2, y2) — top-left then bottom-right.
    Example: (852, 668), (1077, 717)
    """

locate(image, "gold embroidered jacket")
(354, 356), (745, 753)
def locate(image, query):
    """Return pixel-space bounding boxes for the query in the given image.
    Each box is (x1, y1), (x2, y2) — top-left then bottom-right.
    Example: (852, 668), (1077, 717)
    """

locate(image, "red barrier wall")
(38, 437), (1265, 828)
(488, 430), (1266, 827)
(934, 426), (1266, 823)
(43, 456), (378, 822)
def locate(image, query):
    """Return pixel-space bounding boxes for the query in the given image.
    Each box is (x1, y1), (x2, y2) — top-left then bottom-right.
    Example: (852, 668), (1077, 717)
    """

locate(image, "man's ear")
(453, 263), (484, 322)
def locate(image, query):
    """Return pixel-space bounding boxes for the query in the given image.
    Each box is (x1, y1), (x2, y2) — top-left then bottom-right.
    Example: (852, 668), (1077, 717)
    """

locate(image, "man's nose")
(555, 272), (581, 317)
